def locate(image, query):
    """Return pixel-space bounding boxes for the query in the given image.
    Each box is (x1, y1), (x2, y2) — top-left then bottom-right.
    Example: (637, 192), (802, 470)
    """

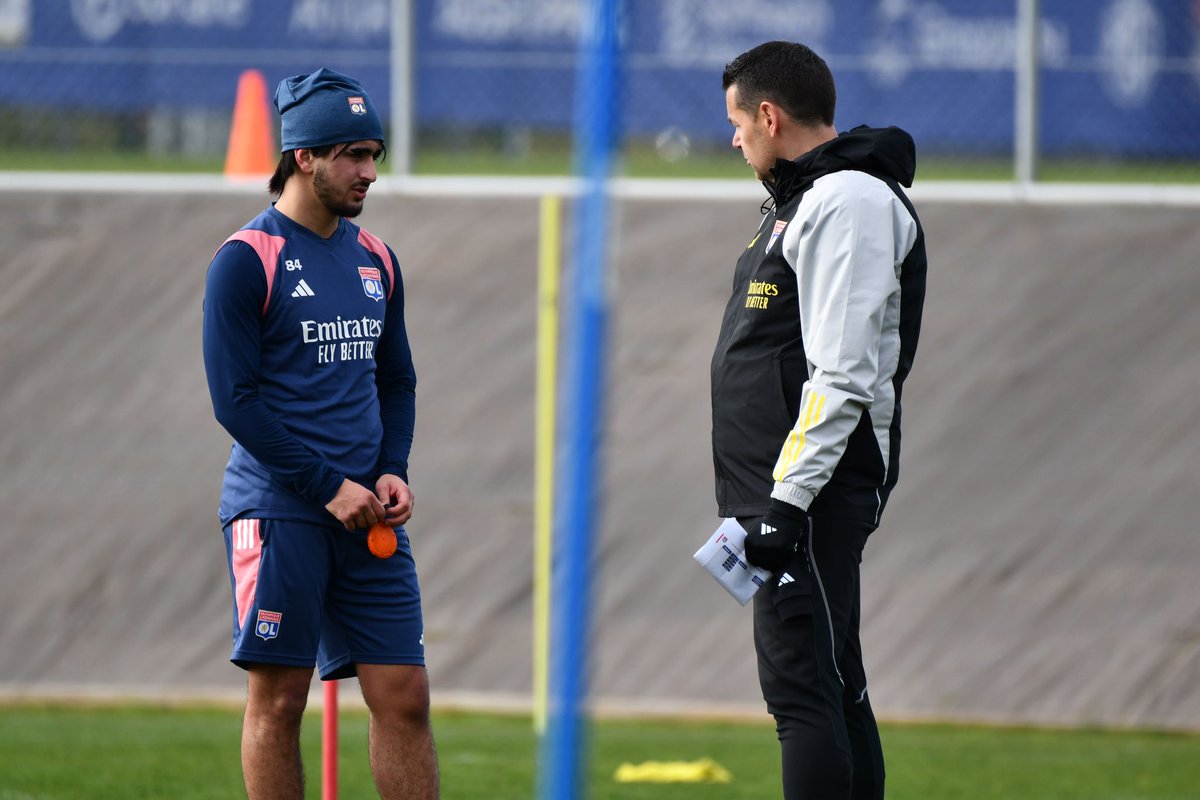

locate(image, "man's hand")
(744, 499), (809, 571)
(376, 473), (414, 526)
(325, 478), (388, 531)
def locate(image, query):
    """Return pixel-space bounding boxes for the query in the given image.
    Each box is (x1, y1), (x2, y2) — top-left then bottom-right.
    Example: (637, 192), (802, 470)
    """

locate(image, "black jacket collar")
(763, 125), (916, 209)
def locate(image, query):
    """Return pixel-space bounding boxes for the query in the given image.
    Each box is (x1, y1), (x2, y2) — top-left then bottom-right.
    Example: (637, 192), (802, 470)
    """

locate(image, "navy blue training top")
(202, 206), (416, 527)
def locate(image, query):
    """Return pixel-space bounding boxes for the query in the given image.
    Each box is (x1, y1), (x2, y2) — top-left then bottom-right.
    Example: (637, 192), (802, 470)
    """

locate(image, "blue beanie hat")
(273, 68), (385, 151)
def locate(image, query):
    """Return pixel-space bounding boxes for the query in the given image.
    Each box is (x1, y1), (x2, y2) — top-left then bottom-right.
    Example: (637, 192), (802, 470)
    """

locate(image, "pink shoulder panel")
(357, 228), (395, 301)
(219, 230), (286, 315)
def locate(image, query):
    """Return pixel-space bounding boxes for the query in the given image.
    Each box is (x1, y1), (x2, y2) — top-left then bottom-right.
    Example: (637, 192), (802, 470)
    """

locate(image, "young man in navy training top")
(202, 68), (438, 799)
(710, 42), (927, 799)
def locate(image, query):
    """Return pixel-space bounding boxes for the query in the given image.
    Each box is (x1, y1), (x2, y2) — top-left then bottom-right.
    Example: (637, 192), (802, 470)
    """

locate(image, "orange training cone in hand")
(368, 523), (398, 559)
(224, 69), (277, 178)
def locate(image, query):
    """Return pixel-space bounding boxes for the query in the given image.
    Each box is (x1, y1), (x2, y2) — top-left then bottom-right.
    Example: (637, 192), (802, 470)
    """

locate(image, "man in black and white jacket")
(710, 41), (927, 800)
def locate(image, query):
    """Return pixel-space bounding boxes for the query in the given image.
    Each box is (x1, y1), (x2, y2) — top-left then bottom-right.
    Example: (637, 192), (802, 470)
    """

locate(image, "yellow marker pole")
(533, 194), (561, 735)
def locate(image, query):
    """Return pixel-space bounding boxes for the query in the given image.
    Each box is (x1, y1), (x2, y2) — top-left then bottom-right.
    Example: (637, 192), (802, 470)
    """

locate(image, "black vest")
(710, 194), (812, 518)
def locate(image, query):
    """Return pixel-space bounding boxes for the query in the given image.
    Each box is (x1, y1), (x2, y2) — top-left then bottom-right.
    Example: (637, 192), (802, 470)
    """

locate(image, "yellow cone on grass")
(613, 758), (733, 784)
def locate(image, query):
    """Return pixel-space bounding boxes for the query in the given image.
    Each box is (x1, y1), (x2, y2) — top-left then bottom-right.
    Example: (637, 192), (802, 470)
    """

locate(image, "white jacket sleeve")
(769, 171), (917, 511)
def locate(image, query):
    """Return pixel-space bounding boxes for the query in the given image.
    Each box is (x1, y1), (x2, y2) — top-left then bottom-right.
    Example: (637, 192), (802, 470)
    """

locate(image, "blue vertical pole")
(539, 1), (620, 799)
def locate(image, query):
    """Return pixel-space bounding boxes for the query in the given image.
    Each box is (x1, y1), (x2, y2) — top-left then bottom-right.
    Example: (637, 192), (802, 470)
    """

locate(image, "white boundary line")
(3, 684), (1197, 732)
(2, 172), (1200, 206)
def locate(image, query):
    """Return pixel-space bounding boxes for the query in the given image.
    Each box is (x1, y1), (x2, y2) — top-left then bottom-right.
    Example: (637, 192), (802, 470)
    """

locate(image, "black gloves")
(744, 499), (809, 571)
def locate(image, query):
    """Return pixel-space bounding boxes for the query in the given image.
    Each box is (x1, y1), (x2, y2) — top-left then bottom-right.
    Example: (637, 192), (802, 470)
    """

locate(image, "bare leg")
(357, 664), (440, 799)
(242, 664), (314, 800)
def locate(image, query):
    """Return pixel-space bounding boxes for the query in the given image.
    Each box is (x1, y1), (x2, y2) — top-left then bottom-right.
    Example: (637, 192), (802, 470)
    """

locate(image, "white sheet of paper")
(693, 517), (772, 606)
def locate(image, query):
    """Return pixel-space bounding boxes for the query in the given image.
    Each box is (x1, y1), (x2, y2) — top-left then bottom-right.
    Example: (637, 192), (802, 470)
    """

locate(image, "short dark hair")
(722, 41), (836, 128)
(267, 141), (387, 196)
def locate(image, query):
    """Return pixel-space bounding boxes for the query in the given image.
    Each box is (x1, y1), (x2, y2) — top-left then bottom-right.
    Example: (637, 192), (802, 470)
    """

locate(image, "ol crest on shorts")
(358, 267), (384, 301)
(256, 609), (282, 641)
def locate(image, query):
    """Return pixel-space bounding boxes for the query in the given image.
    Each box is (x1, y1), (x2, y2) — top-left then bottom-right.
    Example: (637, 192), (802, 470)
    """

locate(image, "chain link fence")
(0, 0), (1197, 181)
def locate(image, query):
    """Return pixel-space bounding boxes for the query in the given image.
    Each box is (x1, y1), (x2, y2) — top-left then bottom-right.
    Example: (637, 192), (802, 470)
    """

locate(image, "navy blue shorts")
(223, 517), (425, 680)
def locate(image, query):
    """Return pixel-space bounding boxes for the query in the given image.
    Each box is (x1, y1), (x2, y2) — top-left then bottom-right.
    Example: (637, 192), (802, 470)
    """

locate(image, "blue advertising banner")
(0, 0), (391, 112)
(0, 0), (1197, 157)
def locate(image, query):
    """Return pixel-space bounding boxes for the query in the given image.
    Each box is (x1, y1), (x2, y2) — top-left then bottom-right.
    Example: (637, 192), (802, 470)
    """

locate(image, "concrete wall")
(1, 187), (1197, 729)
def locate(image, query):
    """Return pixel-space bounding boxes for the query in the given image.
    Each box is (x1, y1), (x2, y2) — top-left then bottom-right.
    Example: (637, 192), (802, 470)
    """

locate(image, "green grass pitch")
(0, 702), (1197, 798)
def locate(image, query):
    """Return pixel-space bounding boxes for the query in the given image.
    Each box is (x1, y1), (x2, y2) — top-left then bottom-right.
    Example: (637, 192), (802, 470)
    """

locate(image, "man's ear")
(293, 148), (317, 175)
(759, 101), (782, 137)
(763, 100), (792, 139)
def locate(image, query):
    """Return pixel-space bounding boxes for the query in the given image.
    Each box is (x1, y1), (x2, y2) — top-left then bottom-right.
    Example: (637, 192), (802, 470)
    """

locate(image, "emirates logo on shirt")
(745, 280), (778, 310)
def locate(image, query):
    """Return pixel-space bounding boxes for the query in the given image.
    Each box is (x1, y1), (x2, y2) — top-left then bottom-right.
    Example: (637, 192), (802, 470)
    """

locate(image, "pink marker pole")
(322, 679), (338, 800)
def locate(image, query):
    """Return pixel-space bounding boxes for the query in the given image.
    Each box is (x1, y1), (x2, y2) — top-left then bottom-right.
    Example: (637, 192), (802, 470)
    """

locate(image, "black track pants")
(745, 515), (885, 800)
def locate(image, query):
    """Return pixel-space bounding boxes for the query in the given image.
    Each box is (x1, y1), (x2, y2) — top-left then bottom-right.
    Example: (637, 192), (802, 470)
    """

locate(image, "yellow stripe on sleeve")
(773, 392), (826, 481)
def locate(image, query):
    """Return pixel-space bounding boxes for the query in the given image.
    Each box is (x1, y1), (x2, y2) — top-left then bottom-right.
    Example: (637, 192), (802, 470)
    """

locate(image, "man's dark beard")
(313, 165), (364, 218)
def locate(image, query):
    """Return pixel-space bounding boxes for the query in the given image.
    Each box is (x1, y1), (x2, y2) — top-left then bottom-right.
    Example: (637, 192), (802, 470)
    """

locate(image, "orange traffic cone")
(224, 69), (277, 178)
